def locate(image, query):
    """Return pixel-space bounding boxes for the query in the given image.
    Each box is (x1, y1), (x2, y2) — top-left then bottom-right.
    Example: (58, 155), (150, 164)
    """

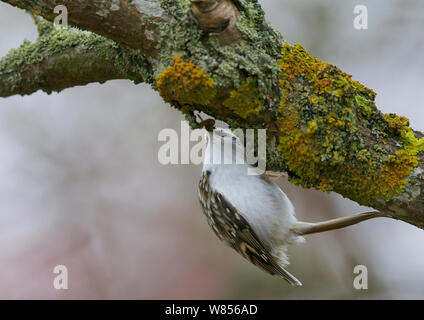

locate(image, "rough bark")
(2, 0), (167, 55)
(0, 0), (423, 229)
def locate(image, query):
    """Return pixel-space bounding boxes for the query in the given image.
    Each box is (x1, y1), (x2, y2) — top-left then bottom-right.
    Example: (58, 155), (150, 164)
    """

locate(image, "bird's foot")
(265, 171), (288, 180)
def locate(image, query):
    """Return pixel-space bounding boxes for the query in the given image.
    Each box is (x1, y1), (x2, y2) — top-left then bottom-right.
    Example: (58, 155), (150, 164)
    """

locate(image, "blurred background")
(0, 0), (423, 299)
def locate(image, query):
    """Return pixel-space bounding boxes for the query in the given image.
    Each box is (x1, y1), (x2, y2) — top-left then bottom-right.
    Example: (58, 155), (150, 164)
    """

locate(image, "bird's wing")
(210, 191), (302, 286)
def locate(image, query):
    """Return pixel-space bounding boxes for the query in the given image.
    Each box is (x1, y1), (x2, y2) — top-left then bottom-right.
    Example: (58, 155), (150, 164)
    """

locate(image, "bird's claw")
(265, 171), (288, 180)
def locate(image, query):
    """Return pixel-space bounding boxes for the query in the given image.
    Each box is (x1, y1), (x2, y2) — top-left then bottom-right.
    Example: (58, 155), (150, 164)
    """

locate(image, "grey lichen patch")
(110, 0), (121, 11)
(96, 8), (110, 18)
(397, 166), (424, 201)
(410, 185), (422, 199)
(144, 29), (155, 41)
(132, 0), (165, 18)
(95, 0), (121, 17)
(95, 2), (112, 18)
(412, 167), (424, 176)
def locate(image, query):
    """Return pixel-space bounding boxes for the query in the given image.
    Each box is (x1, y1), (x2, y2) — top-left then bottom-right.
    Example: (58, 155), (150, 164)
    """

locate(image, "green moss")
(0, 19), (152, 95)
(277, 43), (423, 205)
(223, 77), (264, 119)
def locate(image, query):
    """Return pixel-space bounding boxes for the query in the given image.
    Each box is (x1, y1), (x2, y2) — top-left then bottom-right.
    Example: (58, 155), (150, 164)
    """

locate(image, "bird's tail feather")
(275, 266), (302, 286)
(291, 211), (384, 235)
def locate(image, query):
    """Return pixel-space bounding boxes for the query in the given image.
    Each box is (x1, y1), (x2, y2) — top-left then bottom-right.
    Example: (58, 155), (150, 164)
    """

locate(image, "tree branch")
(1, 0), (168, 55)
(1, 0), (423, 229)
(0, 19), (152, 97)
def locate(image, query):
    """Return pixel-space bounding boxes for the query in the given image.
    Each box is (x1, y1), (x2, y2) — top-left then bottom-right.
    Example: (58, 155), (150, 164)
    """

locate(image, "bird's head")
(203, 128), (246, 168)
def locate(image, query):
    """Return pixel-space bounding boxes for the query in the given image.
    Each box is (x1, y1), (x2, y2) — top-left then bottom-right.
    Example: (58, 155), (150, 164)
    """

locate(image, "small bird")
(198, 128), (383, 286)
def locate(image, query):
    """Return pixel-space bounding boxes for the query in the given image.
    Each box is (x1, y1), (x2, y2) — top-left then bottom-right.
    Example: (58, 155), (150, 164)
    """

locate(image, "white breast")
(208, 163), (299, 250)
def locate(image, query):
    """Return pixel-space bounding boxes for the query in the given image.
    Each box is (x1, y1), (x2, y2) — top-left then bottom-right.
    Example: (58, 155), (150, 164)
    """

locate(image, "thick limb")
(0, 20), (152, 97)
(1, 0), (424, 230)
(1, 0), (165, 54)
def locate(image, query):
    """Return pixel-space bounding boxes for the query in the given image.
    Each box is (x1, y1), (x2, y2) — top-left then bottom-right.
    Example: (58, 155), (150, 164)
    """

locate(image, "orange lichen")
(156, 56), (216, 107)
(277, 43), (423, 205)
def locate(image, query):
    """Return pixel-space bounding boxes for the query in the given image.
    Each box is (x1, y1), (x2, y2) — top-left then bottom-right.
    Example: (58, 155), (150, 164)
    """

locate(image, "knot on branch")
(190, 0), (240, 46)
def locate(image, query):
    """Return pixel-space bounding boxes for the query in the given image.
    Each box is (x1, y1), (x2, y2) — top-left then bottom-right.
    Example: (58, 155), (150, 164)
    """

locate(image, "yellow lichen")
(280, 44), (376, 98)
(277, 43), (424, 205)
(383, 114), (424, 186)
(223, 77), (264, 119)
(156, 56), (216, 107)
(384, 113), (410, 135)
